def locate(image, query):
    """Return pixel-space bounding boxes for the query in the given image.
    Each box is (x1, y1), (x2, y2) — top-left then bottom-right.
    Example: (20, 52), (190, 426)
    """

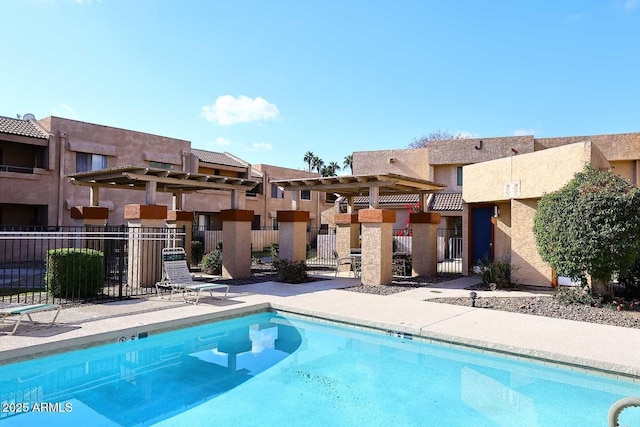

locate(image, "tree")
(408, 130), (467, 148)
(328, 161), (341, 175)
(533, 164), (640, 295)
(311, 156), (324, 174)
(303, 151), (315, 172)
(343, 154), (353, 174)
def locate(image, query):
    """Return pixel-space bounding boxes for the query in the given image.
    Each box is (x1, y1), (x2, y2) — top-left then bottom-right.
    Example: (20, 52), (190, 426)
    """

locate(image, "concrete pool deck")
(1, 275), (639, 380)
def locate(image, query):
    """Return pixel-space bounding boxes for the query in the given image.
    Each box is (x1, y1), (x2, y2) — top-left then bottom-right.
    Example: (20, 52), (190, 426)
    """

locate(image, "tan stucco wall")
(353, 148), (429, 179)
(535, 132), (640, 162)
(493, 201), (512, 264)
(463, 141), (610, 203)
(511, 199), (552, 286)
(428, 136), (535, 165)
(433, 165), (463, 190)
(43, 116), (191, 226)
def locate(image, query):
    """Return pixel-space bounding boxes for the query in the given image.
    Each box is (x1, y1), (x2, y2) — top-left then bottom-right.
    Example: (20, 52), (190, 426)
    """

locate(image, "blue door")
(471, 207), (493, 265)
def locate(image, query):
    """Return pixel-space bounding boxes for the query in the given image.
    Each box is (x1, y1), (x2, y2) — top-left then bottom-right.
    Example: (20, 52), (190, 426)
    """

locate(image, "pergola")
(270, 173), (446, 210)
(68, 165), (259, 209)
(271, 173), (446, 285)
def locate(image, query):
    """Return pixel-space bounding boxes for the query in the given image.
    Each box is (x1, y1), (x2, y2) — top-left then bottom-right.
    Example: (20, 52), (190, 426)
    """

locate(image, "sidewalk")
(1, 275), (639, 380)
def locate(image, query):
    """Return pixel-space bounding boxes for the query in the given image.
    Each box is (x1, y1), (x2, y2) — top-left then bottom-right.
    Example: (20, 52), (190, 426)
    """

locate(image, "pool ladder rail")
(608, 397), (640, 426)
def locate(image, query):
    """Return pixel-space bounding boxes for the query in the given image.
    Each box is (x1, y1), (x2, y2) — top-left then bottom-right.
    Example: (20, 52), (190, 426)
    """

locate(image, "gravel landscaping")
(344, 276), (640, 329)
(210, 269), (640, 329)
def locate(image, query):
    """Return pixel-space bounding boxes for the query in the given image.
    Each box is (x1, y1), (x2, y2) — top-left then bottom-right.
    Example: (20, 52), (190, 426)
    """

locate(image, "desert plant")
(45, 248), (104, 299)
(555, 286), (601, 306)
(476, 257), (514, 289)
(201, 241), (223, 275)
(273, 258), (308, 283)
(191, 239), (204, 265)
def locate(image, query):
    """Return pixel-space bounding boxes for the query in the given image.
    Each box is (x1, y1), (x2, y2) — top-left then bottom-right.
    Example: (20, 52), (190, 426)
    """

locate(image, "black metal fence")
(0, 225), (185, 305)
(437, 228), (463, 274)
(192, 226), (339, 268)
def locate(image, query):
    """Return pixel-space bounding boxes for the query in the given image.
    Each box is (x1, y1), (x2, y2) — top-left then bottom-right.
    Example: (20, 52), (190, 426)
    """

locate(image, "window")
(456, 166), (463, 186)
(301, 190), (311, 200)
(252, 215), (261, 230)
(271, 183), (284, 199)
(247, 183), (263, 197)
(76, 153), (107, 173)
(149, 161), (174, 170)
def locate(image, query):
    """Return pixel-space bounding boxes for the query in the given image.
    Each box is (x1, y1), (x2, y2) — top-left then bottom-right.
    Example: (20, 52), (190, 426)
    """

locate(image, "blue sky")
(1, 1), (639, 171)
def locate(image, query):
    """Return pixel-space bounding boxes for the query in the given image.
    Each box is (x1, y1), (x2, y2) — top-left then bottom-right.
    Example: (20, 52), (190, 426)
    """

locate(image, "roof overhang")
(67, 165), (259, 193)
(270, 173), (445, 198)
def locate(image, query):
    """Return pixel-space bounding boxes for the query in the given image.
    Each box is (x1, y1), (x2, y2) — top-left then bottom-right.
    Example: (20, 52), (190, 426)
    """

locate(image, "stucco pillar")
(358, 209), (396, 286)
(125, 204), (167, 288)
(410, 212), (441, 276)
(221, 209), (254, 279)
(335, 213), (359, 273)
(70, 206), (109, 226)
(166, 210), (194, 266)
(70, 206), (109, 252)
(277, 210), (310, 262)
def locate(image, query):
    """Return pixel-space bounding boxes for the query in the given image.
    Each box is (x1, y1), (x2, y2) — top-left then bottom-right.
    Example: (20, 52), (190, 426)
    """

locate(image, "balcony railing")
(0, 165), (35, 174)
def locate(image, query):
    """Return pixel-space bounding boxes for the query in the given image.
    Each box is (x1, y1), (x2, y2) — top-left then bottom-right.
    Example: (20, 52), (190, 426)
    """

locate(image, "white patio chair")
(156, 247), (229, 305)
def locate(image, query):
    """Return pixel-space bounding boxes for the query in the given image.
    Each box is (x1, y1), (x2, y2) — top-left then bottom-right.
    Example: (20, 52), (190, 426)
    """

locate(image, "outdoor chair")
(334, 250), (358, 277)
(0, 303), (61, 335)
(156, 247), (229, 305)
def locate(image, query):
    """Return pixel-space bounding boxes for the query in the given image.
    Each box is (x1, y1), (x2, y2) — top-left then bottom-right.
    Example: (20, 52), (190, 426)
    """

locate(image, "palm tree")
(312, 156), (324, 174)
(343, 154), (353, 174)
(328, 161), (341, 176)
(303, 151), (315, 172)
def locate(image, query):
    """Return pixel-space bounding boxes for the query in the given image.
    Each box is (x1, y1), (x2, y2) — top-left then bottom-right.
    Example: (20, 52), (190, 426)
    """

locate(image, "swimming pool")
(0, 311), (639, 426)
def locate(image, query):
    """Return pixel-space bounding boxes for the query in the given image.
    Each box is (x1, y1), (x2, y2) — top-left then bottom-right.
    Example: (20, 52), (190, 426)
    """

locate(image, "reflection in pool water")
(0, 312), (639, 426)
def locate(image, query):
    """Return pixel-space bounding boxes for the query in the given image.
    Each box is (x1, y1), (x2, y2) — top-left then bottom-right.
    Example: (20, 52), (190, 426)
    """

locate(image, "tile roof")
(347, 192), (462, 211)
(353, 194), (419, 205)
(0, 116), (49, 139)
(428, 192), (463, 211)
(191, 149), (247, 168)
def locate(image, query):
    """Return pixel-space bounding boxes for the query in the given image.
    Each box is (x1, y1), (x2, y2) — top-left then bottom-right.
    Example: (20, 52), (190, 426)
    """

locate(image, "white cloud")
(215, 137), (231, 146)
(208, 137), (272, 152)
(513, 129), (536, 136)
(616, 0), (637, 11)
(201, 95), (280, 125)
(454, 130), (477, 139)
(248, 142), (272, 152)
(53, 103), (79, 119)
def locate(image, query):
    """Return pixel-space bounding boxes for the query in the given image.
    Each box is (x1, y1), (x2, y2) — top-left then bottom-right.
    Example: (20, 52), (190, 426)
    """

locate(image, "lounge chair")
(156, 247), (229, 305)
(0, 303), (61, 335)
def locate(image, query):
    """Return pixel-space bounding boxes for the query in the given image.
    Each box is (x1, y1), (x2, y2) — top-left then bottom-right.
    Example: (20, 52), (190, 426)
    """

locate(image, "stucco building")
(352, 132), (640, 287)
(0, 115), (331, 230)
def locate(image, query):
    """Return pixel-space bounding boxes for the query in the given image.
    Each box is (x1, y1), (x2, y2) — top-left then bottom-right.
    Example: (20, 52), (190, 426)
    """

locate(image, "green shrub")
(45, 248), (104, 299)
(270, 243), (279, 260)
(476, 258), (514, 288)
(617, 259), (640, 299)
(191, 240), (204, 265)
(555, 286), (600, 306)
(201, 241), (223, 275)
(273, 259), (308, 284)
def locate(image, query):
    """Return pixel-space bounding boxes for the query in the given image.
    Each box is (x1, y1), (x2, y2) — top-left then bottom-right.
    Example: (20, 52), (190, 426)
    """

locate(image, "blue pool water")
(0, 312), (639, 426)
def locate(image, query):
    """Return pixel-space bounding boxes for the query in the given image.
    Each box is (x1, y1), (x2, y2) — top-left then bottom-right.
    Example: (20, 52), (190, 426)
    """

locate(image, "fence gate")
(437, 228), (462, 274)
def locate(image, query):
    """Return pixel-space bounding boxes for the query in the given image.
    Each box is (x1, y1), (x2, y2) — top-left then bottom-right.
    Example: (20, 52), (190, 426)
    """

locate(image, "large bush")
(533, 165), (640, 294)
(201, 241), (223, 275)
(273, 259), (308, 284)
(45, 248), (104, 299)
